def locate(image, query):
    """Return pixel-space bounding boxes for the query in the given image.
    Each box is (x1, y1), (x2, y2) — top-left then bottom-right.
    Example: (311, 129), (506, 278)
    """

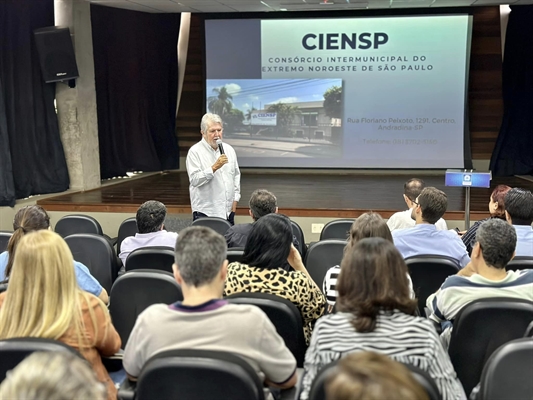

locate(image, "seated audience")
(0, 205), (107, 303)
(427, 219), (533, 346)
(460, 185), (511, 255)
(0, 351), (106, 400)
(0, 230), (121, 400)
(387, 178), (448, 232)
(323, 212), (414, 307)
(504, 187), (533, 257)
(224, 214), (326, 344)
(392, 187), (470, 268)
(225, 189), (278, 248)
(325, 352), (429, 400)
(119, 200), (178, 265)
(299, 238), (465, 400)
(123, 226), (297, 399)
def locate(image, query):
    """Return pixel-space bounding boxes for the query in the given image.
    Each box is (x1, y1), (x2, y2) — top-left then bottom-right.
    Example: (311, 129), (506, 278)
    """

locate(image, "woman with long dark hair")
(224, 213), (326, 343)
(299, 238), (465, 400)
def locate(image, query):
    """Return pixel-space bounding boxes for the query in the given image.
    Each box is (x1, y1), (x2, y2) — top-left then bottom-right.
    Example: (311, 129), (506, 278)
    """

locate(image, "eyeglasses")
(412, 199), (420, 206)
(208, 128), (223, 134)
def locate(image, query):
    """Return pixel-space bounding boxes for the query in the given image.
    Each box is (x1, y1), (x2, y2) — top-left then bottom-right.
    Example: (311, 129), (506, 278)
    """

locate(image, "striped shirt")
(300, 311), (466, 400)
(323, 266), (415, 306)
(427, 269), (533, 324)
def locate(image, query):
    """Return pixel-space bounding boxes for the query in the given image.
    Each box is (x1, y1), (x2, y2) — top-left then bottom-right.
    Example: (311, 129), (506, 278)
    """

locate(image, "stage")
(36, 171), (533, 221)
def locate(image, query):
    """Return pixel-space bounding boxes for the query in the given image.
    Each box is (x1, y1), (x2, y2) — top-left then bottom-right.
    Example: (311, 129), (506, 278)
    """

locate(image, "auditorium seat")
(55, 214), (104, 237)
(404, 255), (460, 315)
(109, 270), (182, 346)
(116, 217), (137, 255)
(303, 240), (346, 288)
(307, 359), (440, 400)
(125, 246), (174, 273)
(226, 292), (307, 367)
(191, 217), (232, 235)
(64, 233), (118, 293)
(477, 338), (533, 400)
(118, 349), (265, 400)
(290, 220), (307, 257)
(227, 248), (245, 264)
(319, 219), (354, 241)
(0, 231), (12, 252)
(448, 298), (533, 396)
(506, 256), (533, 271)
(0, 337), (82, 383)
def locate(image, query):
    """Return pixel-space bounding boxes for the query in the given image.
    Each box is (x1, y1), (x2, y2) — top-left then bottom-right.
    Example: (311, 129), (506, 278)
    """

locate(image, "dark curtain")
(0, 0), (70, 207)
(490, 5), (533, 176)
(91, 5), (180, 179)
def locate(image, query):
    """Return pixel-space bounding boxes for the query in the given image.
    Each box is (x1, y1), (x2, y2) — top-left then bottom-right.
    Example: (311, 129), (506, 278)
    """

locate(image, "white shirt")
(514, 225), (533, 257)
(387, 208), (448, 232)
(119, 230), (178, 266)
(186, 139), (241, 219)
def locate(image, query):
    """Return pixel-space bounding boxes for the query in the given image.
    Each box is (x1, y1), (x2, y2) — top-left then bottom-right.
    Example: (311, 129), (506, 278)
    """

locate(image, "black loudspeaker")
(34, 26), (79, 83)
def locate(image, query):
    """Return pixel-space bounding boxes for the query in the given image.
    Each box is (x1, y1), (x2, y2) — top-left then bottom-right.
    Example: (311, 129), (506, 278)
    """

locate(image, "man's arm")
(232, 150), (241, 205)
(186, 149), (227, 188)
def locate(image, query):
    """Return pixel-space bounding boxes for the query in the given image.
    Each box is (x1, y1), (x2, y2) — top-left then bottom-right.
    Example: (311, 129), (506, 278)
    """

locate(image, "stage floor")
(36, 172), (533, 220)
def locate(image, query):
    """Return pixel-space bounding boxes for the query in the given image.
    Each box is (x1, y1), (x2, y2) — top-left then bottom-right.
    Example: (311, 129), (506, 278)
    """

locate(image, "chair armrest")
(102, 350), (124, 372)
(118, 379), (136, 400)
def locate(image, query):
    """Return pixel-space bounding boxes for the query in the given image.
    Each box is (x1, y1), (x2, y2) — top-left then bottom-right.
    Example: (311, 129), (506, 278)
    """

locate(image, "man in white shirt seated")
(427, 218), (533, 346)
(186, 113), (241, 225)
(504, 187), (533, 257)
(119, 200), (178, 266)
(387, 178), (448, 232)
(123, 226), (297, 399)
(392, 187), (470, 268)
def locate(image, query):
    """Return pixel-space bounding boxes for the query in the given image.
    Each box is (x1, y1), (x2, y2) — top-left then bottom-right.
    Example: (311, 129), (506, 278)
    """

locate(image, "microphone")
(216, 139), (225, 155)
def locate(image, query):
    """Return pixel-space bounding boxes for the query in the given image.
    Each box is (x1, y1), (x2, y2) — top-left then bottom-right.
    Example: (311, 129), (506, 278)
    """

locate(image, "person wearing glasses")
(186, 113), (241, 225)
(392, 187), (470, 268)
(387, 178), (448, 232)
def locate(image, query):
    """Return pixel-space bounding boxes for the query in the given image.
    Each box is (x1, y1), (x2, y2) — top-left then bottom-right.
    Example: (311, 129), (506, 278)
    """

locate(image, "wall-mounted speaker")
(34, 26), (79, 83)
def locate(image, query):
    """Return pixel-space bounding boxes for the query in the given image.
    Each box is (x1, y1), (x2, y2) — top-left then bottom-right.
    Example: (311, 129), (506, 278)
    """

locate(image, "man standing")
(504, 187), (533, 257)
(392, 187), (470, 267)
(119, 200), (178, 266)
(186, 113), (241, 225)
(387, 178), (448, 232)
(123, 226), (297, 398)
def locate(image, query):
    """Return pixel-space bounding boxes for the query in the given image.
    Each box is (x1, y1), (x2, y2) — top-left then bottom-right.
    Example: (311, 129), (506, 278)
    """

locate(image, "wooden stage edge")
(37, 172), (533, 221)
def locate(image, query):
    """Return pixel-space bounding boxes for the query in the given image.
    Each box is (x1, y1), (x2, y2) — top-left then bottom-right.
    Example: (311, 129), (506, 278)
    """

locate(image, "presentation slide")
(205, 15), (472, 169)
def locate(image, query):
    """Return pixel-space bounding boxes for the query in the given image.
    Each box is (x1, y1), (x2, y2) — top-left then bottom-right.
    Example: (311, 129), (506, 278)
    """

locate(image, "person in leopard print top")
(224, 214), (326, 344)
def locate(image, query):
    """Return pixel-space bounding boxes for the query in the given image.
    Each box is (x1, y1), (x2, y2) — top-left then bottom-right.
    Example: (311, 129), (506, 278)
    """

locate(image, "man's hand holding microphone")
(212, 139), (228, 173)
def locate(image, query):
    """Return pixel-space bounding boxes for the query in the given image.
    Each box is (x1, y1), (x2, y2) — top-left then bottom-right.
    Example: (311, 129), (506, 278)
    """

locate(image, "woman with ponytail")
(0, 206), (108, 303)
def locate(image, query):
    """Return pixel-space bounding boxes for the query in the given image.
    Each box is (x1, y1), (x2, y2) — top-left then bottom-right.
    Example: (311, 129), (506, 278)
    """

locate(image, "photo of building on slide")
(205, 79), (343, 159)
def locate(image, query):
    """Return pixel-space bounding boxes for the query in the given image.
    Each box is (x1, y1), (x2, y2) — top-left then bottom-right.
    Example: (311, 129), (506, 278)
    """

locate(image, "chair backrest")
(290, 220), (306, 257)
(117, 217), (138, 254)
(227, 248), (245, 264)
(304, 240), (347, 288)
(0, 337), (81, 382)
(226, 292), (307, 367)
(109, 270), (183, 346)
(307, 360), (440, 400)
(478, 337), (533, 400)
(125, 246), (175, 273)
(448, 298), (533, 396)
(319, 219), (354, 241)
(404, 255), (460, 315)
(55, 214), (103, 238)
(0, 231), (12, 252)
(64, 233), (116, 293)
(507, 256), (533, 271)
(402, 363), (442, 400)
(191, 217), (232, 235)
(135, 349), (265, 400)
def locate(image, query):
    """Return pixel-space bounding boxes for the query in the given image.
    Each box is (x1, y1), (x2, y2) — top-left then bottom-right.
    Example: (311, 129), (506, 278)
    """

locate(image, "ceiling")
(86, 0), (533, 13)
